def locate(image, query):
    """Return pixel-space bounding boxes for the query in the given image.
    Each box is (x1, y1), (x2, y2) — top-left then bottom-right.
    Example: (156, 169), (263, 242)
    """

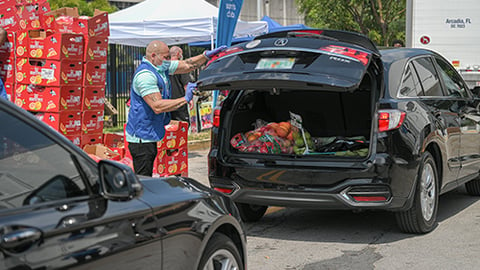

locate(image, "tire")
(465, 178), (480, 195)
(236, 203), (268, 222)
(395, 152), (439, 234)
(198, 233), (244, 270)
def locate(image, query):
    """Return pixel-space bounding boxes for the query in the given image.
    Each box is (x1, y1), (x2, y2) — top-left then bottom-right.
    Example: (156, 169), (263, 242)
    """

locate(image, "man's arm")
(174, 53), (208, 74)
(143, 92), (188, 114)
(0, 27), (7, 45)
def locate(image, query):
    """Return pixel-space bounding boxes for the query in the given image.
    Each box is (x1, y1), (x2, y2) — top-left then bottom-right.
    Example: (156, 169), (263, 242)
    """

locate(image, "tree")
(47, 0), (117, 17)
(295, 0), (405, 47)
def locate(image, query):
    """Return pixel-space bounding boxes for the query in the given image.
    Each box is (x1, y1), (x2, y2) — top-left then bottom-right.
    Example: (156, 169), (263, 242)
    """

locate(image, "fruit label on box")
(14, 84), (82, 112)
(0, 7), (19, 31)
(16, 58), (83, 86)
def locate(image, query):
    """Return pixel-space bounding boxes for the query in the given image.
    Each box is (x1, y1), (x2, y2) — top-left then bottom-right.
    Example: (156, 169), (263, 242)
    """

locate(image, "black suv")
(197, 29), (480, 233)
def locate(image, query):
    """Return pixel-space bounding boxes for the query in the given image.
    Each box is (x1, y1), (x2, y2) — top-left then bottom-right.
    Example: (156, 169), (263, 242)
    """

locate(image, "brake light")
(213, 107), (221, 127)
(378, 109), (406, 132)
(214, 187), (233, 194)
(319, 45), (370, 65)
(206, 46), (244, 66)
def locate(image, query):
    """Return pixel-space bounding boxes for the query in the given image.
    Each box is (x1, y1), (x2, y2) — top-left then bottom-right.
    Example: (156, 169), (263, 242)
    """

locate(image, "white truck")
(406, 0), (480, 88)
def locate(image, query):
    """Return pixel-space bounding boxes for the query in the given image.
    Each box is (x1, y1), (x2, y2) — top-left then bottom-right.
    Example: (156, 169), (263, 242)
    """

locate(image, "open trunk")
(224, 84), (375, 159)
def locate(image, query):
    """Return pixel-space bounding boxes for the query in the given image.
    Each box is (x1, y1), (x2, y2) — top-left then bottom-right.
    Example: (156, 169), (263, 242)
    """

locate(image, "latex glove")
(204, 45), (228, 59)
(185, 82), (197, 103)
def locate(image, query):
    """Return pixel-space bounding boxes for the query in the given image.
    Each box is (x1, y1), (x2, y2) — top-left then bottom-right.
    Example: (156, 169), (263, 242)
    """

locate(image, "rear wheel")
(236, 203), (267, 222)
(395, 152), (438, 234)
(198, 233), (243, 270)
(465, 178), (480, 195)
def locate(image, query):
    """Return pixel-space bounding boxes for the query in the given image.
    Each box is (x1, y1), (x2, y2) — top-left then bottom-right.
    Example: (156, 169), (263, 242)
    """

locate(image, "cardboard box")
(15, 58), (83, 86)
(80, 133), (103, 148)
(82, 86), (105, 111)
(153, 147), (188, 177)
(103, 133), (124, 148)
(83, 144), (120, 160)
(44, 8), (109, 37)
(157, 121), (189, 149)
(16, 30), (84, 60)
(14, 84), (82, 112)
(84, 36), (108, 61)
(0, 56), (15, 84)
(4, 82), (14, 101)
(0, 2), (51, 31)
(83, 60), (107, 86)
(32, 111), (82, 135)
(81, 110), (104, 134)
(65, 134), (81, 147)
(0, 32), (15, 59)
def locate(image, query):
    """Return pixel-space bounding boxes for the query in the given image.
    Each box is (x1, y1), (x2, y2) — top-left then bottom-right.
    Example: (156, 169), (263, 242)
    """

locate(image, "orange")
(16, 46), (25, 56)
(276, 125), (289, 138)
(16, 72), (24, 82)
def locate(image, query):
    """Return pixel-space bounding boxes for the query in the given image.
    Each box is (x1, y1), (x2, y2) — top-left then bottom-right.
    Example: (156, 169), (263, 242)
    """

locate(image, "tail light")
(378, 109), (406, 132)
(206, 46), (244, 66)
(213, 187), (233, 194)
(213, 106), (222, 128)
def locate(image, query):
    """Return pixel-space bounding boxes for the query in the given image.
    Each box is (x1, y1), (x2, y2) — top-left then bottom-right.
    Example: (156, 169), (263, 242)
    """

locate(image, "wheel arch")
(425, 142), (443, 188)
(194, 215), (246, 269)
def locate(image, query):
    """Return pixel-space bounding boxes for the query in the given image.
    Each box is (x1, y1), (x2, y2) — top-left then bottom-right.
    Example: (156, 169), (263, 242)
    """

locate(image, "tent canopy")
(108, 0), (267, 47)
(188, 15), (310, 48)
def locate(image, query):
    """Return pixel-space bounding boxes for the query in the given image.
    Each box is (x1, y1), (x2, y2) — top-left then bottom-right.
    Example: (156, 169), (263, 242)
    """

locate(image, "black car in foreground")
(198, 29), (480, 234)
(0, 98), (246, 269)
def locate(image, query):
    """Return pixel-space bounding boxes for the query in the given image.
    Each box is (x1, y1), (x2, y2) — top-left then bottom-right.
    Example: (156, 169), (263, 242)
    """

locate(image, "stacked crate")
(153, 121), (189, 177)
(0, 2), (109, 148)
(123, 121), (189, 177)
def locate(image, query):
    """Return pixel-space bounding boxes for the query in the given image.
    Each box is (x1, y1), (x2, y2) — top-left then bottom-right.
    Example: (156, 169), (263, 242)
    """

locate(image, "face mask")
(156, 61), (169, 71)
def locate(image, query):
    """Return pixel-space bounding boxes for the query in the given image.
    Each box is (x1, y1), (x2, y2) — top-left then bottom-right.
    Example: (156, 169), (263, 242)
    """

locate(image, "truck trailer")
(406, 0), (480, 88)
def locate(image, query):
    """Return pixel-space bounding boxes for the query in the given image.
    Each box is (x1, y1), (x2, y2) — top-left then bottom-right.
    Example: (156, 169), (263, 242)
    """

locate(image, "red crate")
(14, 85), (82, 112)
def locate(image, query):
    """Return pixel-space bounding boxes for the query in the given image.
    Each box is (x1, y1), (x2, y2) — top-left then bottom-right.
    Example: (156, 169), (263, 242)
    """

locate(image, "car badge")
(246, 40), (261, 49)
(274, 38), (288, 46)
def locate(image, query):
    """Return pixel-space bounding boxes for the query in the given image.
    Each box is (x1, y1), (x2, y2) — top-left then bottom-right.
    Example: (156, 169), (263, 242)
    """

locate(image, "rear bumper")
(210, 177), (412, 211)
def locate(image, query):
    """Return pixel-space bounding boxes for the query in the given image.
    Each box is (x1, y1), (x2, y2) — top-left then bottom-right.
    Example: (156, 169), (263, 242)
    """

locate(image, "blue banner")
(216, 0), (244, 47)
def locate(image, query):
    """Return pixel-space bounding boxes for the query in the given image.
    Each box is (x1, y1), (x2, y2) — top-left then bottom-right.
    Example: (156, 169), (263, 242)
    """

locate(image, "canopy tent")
(108, 0), (267, 47)
(189, 15), (311, 47)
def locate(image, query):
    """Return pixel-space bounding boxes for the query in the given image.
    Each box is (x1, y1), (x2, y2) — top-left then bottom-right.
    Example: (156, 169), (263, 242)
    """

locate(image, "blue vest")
(126, 61), (171, 141)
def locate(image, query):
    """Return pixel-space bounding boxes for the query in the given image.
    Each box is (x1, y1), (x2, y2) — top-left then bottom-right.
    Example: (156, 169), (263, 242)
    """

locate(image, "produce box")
(44, 8), (109, 37)
(84, 36), (108, 61)
(82, 86), (105, 111)
(0, 56), (15, 84)
(15, 58), (83, 86)
(32, 111), (82, 135)
(83, 60), (107, 86)
(16, 30), (84, 60)
(0, 32), (15, 59)
(80, 133), (103, 148)
(81, 110), (104, 134)
(157, 121), (188, 149)
(14, 85), (82, 112)
(103, 133), (124, 148)
(83, 143), (120, 160)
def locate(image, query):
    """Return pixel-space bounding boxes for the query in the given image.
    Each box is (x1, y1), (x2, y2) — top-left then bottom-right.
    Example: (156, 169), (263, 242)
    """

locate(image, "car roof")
(380, 48), (438, 65)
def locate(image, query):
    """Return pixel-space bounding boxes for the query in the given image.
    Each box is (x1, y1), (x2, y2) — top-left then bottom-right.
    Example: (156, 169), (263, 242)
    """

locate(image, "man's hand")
(203, 45), (228, 59)
(185, 82), (197, 102)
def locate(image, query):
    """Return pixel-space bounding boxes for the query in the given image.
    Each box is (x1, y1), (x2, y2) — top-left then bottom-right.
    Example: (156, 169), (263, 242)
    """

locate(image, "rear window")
(399, 63), (424, 97)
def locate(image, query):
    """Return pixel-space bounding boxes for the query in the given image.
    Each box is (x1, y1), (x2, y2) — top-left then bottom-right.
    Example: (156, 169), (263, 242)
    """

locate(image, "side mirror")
(471, 86), (480, 97)
(98, 160), (143, 201)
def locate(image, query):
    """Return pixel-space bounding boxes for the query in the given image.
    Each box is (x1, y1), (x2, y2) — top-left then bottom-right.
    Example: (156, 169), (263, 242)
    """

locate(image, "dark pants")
(128, 142), (157, 176)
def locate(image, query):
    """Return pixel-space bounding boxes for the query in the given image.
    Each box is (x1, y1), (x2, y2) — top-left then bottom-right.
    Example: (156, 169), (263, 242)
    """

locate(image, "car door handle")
(1, 227), (42, 250)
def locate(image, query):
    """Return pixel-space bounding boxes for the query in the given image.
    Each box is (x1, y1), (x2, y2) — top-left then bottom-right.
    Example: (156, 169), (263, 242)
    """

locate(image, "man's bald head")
(169, 46), (183, 60)
(146, 40), (170, 66)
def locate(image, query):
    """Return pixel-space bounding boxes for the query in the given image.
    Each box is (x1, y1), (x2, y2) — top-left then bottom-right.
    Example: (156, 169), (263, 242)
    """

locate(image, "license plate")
(255, 58), (295, 70)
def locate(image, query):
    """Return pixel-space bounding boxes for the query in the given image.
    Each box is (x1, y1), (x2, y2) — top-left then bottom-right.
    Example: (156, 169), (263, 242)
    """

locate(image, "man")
(125, 40), (226, 176)
(392, 39), (404, 48)
(169, 46), (194, 125)
(0, 27), (8, 100)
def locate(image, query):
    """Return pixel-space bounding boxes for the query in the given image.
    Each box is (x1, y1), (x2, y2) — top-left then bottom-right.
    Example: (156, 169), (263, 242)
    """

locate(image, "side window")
(434, 57), (468, 98)
(0, 110), (89, 209)
(399, 63), (424, 97)
(412, 57), (444, 97)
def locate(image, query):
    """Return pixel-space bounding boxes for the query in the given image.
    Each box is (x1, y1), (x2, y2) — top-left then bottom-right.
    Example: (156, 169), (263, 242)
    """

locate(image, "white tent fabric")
(108, 0), (268, 47)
